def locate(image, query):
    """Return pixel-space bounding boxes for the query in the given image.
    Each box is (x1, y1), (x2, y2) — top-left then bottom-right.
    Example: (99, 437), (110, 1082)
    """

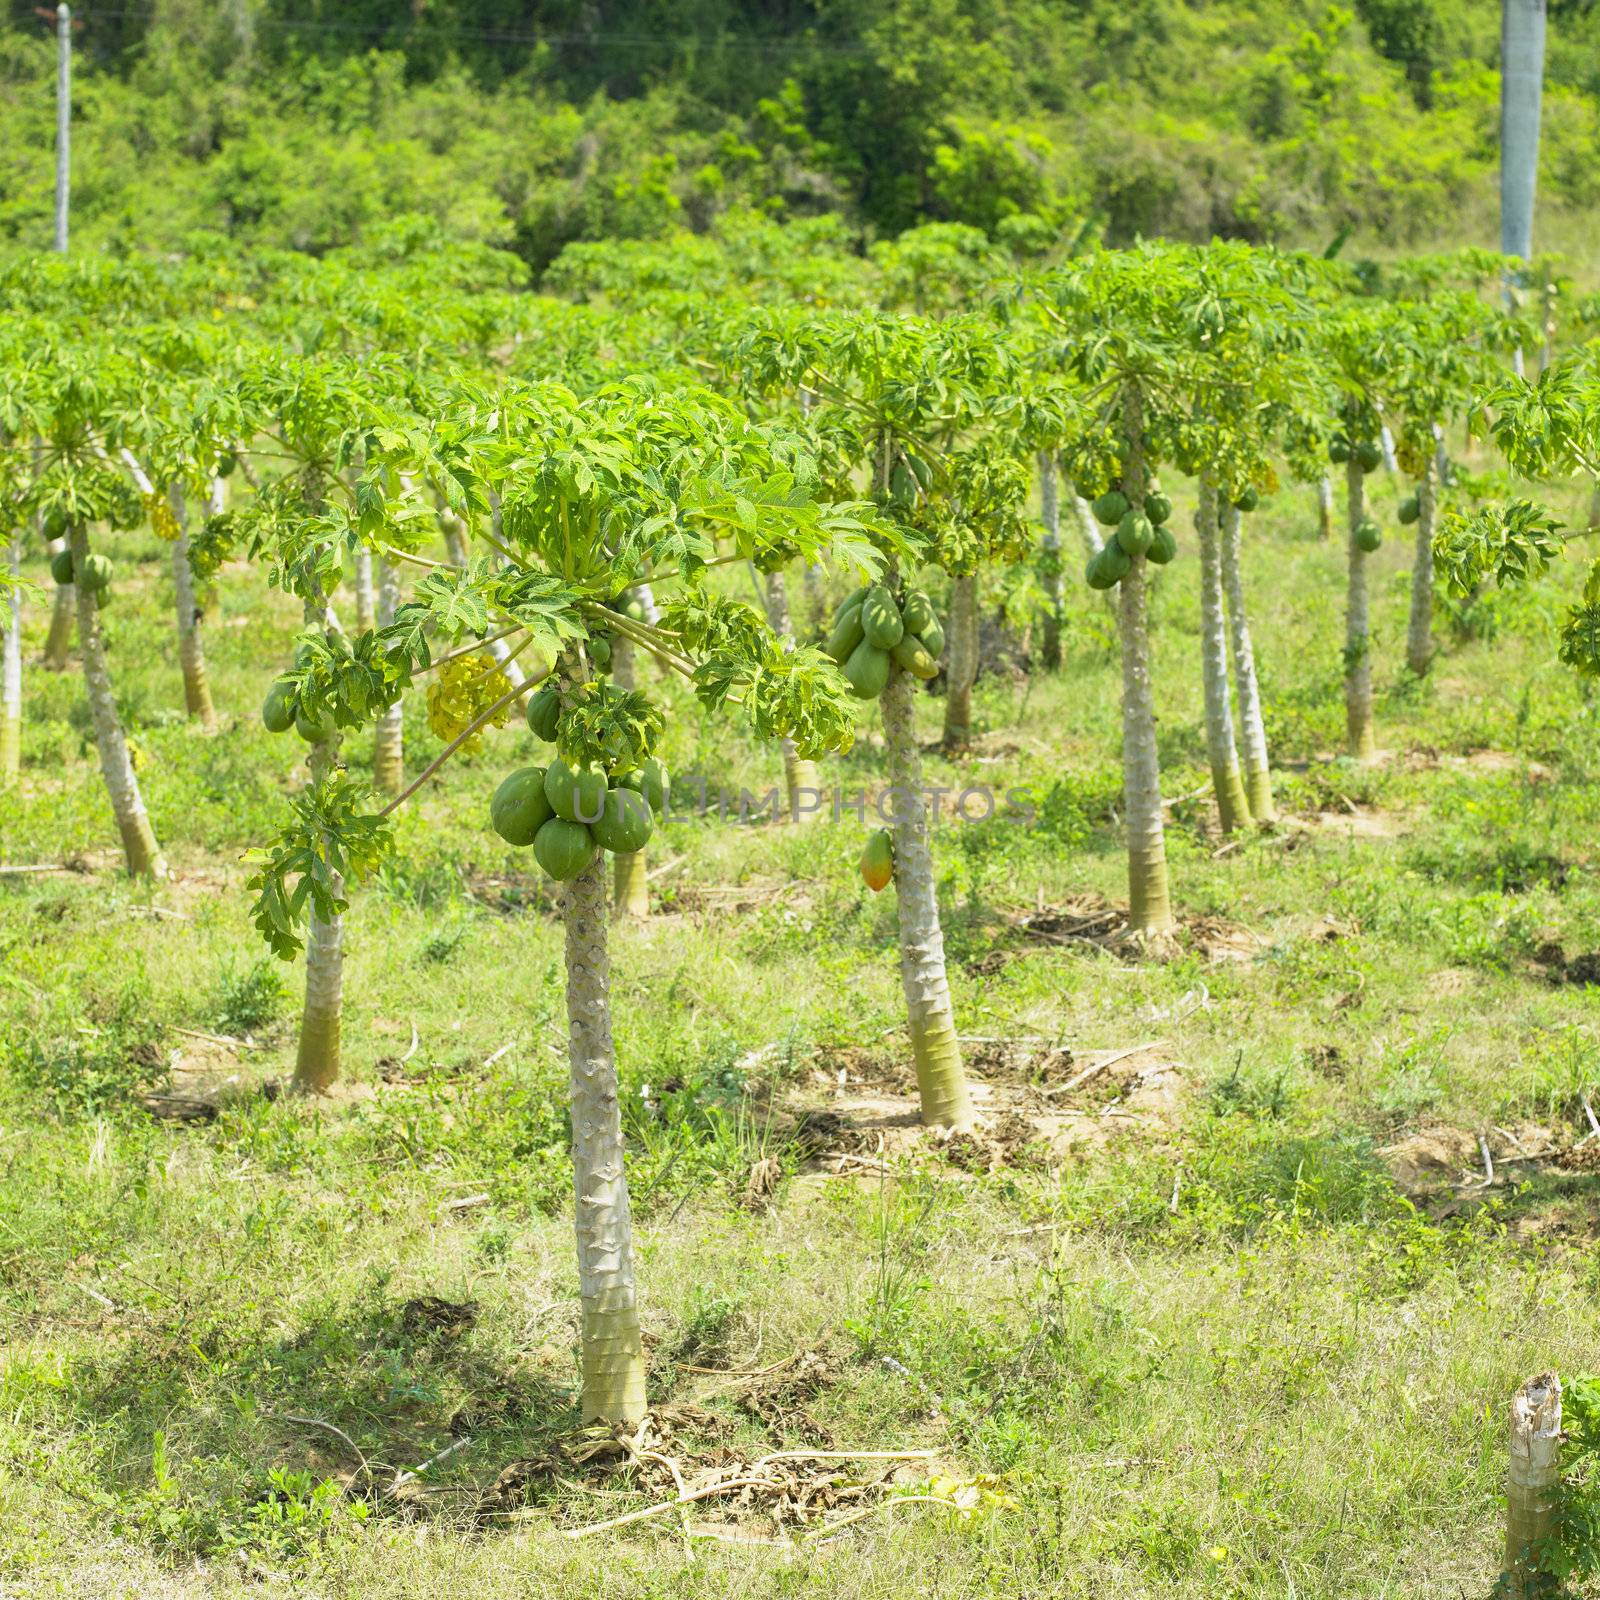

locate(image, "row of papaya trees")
(0, 215), (1580, 1423)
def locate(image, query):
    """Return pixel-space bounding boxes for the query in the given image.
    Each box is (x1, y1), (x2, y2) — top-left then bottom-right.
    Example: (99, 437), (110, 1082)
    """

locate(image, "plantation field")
(3, 467), (1598, 1598)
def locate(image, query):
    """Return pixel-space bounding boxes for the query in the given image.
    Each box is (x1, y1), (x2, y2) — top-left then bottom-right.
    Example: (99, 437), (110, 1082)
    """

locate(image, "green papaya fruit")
(1091, 490), (1130, 528)
(901, 591), (937, 636)
(1144, 491), (1172, 526)
(1355, 518), (1383, 554)
(491, 766), (554, 846)
(262, 679), (298, 734)
(620, 756), (670, 814)
(838, 584), (871, 615)
(916, 616), (945, 657)
(1116, 511), (1154, 558)
(79, 553), (113, 594)
(1085, 549), (1118, 591)
(588, 633), (612, 669)
(892, 633), (940, 680)
(843, 638), (892, 699)
(1146, 526), (1179, 565)
(592, 786), (654, 854)
(1328, 436), (1350, 464)
(890, 461), (917, 506)
(1233, 487), (1259, 513)
(42, 510), (67, 541)
(525, 682), (561, 742)
(295, 706), (335, 744)
(1397, 494), (1420, 526)
(860, 585), (904, 649)
(533, 817), (597, 881)
(50, 549), (74, 585)
(860, 829), (894, 892)
(1355, 440), (1382, 473)
(826, 604), (866, 664)
(544, 757), (608, 825)
(217, 451), (237, 480)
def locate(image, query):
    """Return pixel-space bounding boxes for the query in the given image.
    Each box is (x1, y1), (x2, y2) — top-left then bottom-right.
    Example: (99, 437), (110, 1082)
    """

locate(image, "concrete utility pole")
(1500, 0), (1547, 375)
(55, 4), (71, 253)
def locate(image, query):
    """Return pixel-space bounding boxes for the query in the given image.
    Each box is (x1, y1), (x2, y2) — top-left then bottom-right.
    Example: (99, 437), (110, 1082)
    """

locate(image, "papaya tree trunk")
(353, 546), (376, 635)
(2, 534), (21, 785)
(1074, 494), (1103, 556)
(607, 634), (648, 918)
(564, 852), (648, 1423)
(372, 556), (404, 795)
(1196, 481), (1251, 833)
(881, 663), (974, 1131)
(43, 535), (73, 669)
(1117, 391), (1173, 937)
(1379, 421), (1398, 474)
(941, 573), (978, 750)
(1317, 476), (1335, 542)
(1220, 501), (1276, 824)
(1344, 455), (1377, 761)
(801, 562), (825, 638)
(293, 595), (344, 1094)
(763, 569), (820, 821)
(69, 525), (165, 877)
(612, 850), (649, 919)
(1502, 1372), (1562, 1600)
(1038, 451), (1064, 670)
(1405, 460), (1437, 676)
(170, 489), (217, 732)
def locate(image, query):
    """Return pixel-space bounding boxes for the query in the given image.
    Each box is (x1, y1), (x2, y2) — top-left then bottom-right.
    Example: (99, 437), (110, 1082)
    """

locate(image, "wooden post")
(1502, 1371), (1562, 1599)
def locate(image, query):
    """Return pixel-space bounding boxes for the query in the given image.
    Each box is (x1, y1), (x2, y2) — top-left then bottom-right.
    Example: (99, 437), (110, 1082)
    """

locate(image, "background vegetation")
(6, 0), (1600, 266)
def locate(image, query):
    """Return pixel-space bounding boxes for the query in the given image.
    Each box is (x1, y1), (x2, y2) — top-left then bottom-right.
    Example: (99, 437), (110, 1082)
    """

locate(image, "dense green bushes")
(3, 2), (1600, 270)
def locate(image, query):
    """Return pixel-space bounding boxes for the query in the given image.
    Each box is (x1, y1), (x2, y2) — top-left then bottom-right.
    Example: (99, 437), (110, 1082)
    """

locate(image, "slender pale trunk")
(1196, 482), (1251, 833)
(881, 665), (973, 1131)
(763, 569), (820, 821)
(1502, 1372), (1561, 1600)
(70, 525), (165, 876)
(608, 635), (648, 918)
(293, 592), (344, 1094)
(1038, 452), (1064, 669)
(443, 517), (523, 688)
(372, 557), (404, 795)
(1344, 456), (1377, 761)
(2, 535), (21, 784)
(1501, 0), (1547, 375)
(353, 546), (375, 634)
(1220, 502), (1275, 823)
(1317, 476), (1335, 541)
(1074, 494), (1103, 556)
(564, 853), (647, 1422)
(1405, 460), (1437, 676)
(942, 574), (978, 749)
(169, 489), (217, 731)
(1379, 421), (1398, 474)
(1117, 391), (1173, 936)
(43, 535), (73, 669)
(801, 563), (825, 637)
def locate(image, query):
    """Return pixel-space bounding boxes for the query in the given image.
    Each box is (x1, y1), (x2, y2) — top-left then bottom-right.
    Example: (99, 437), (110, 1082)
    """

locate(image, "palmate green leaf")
(1433, 501), (1566, 597)
(383, 559), (585, 675)
(1559, 600), (1600, 678)
(286, 628), (403, 729)
(692, 643), (858, 761)
(558, 681), (665, 774)
(245, 775), (394, 960)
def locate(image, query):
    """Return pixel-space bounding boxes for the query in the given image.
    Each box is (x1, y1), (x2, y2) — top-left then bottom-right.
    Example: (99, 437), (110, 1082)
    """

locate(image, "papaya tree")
(4, 331), (168, 875)
(248, 372), (883, 1422)
(1, 531), (21, 785)
(719, 305), (1040, 1129)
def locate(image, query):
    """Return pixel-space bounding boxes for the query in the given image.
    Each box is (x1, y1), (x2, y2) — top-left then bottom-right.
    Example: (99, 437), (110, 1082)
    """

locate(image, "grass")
(3, 466), (1600, 1596)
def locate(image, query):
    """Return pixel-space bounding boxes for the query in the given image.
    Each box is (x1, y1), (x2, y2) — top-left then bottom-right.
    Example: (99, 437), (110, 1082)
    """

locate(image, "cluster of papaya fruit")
(510, 678), (669, 880)
(825, 583), (944, 700)
(50, 549), (116, 608)
(1082, 484), (1177, 591)
(1328, 435), (1384, 473)
(260, 663), (336, 743)
(490, 756), (667, 881)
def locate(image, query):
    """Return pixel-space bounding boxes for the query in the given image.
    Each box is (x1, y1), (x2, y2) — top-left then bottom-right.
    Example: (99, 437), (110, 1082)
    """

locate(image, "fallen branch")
(1039, 1041), (1166, 1099)
(174, 1026), (262, 1051)
(389, 1434), (474, 1496)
